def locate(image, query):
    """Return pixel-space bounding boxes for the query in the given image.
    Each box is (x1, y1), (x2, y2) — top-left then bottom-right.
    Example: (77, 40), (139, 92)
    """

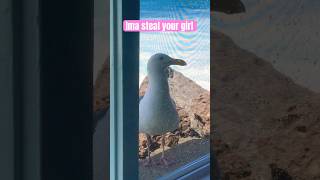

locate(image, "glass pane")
(139, 0), (210, 179)
(212, 0), (320, 179)
(93, 0), (110, 179)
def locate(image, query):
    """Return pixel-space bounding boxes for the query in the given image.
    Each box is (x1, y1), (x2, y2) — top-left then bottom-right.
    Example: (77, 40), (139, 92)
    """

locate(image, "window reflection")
(93, 0), (110, 179)
(212, 0), (320, 179)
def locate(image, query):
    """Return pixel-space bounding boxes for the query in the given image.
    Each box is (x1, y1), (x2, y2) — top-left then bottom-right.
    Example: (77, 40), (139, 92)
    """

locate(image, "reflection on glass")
(93, 0), (110, 179)
(212, 1), (320, 179)
(139, 0), (210, 179)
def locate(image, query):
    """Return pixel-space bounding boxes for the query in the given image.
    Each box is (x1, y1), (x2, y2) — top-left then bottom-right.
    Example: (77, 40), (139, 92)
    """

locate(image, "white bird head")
(147, 53), (187, 78)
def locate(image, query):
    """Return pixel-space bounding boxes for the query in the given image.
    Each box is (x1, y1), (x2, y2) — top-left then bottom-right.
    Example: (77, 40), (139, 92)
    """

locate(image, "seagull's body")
(139, 53), (186, 166)
(139, 74), (179, 135)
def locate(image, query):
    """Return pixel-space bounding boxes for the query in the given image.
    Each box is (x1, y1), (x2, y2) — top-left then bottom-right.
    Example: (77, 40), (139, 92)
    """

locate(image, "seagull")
(139, 53), (187, 166)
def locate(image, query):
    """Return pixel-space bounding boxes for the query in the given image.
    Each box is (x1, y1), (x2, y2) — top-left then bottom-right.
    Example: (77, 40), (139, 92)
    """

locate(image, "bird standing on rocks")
(139, 53), (187, 166)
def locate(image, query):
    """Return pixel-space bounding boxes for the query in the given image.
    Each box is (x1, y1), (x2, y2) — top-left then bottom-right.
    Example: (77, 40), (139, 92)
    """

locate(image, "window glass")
(93, 0), (110, 179)
(212, 1), (320, 179)
(138, 0), (210, 179)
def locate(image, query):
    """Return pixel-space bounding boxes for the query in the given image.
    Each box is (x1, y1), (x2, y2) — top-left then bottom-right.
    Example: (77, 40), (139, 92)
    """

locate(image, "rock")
(190, 114), (206, 136)
(177, 108), (190, 131)
(139, 132), (180, 159)
(139, 133), (161, 159)
(139, 146), (148, 159)
(139, 133), (148, 148)
(163, 133), (179, 147)
(138, 133), (147, 158)
(151, 133), (179, 148)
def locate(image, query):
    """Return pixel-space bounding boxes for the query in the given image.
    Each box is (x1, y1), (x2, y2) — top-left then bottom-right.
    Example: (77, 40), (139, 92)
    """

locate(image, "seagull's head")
(147, 53), (187, 78)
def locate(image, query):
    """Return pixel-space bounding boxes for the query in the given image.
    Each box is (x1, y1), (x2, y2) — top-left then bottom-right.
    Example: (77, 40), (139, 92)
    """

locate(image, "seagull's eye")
(159, 56), (164, 60)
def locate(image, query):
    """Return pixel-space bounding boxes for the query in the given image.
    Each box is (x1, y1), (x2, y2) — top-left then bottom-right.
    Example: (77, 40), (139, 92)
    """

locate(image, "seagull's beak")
(170, 58), (187, 66)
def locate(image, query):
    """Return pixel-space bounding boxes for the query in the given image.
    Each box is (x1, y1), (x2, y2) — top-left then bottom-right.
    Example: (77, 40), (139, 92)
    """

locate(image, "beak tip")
(174, 58), (187, 66)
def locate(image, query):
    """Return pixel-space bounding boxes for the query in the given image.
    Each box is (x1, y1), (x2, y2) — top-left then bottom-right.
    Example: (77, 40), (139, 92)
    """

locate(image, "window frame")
(110, 0), (211, 179)
(158, 154), (211, 180)
(110, 0), (140, 179)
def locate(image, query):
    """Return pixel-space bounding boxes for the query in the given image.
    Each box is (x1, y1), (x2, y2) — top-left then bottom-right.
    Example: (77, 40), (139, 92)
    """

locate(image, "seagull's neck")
(147, 74), (170, 96)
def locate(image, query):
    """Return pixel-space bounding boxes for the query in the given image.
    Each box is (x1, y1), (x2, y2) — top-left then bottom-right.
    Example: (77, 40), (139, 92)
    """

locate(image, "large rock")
(212, 30), (320, 179)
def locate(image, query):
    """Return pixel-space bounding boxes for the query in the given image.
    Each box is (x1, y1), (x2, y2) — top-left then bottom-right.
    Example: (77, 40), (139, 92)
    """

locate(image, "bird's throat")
(147, 75), (170, 96)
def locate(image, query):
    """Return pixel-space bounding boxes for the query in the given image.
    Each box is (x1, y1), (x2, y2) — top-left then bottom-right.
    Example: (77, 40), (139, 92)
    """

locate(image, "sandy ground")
(139, 137), (210, 180)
